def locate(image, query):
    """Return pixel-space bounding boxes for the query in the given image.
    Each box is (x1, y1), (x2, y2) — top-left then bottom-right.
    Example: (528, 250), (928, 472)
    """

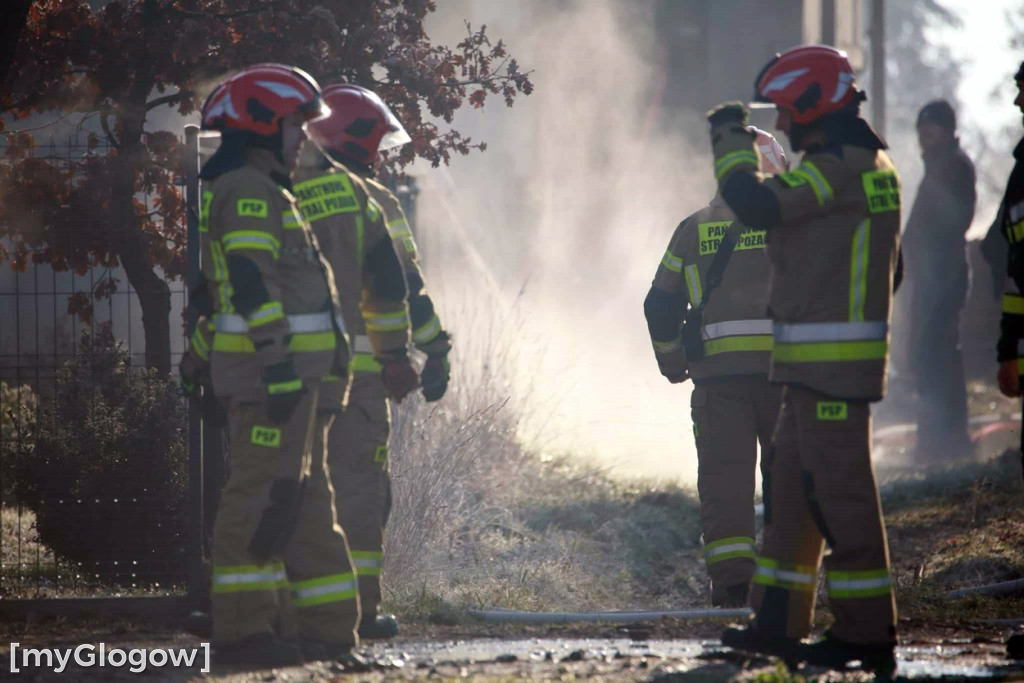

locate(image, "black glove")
(263, 359), (306, 424)
(706, 101), (749, 128)
(421, 354), (451, 402)
(381, 358), (420, 403)
(178, 349), (207, 397)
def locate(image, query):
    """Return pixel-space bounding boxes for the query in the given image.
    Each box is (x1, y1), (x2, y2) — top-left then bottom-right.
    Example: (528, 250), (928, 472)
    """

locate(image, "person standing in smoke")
(995, 62), (1024, 471)
(902, 99), (976, 462)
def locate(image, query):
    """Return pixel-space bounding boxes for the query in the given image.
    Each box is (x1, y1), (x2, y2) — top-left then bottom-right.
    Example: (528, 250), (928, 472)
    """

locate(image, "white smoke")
(413, 0), (718, 481)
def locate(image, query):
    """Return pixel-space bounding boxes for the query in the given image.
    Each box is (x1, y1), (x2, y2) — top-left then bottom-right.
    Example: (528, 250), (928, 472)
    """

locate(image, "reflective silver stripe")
(827, 576), (890, 591)
(353, 334), (374, 353)
(413, 315), (441, 344)
(653, 336), (682, 353)
(333, 313), (347, 336)
(702, 319), (773, 340)
(292, 578), (357, 600)
(755, 566), (815, 586)
(216, 311), (335, 334)
(213, 569), (287, 586)
(773, 321), (887, 343)
(353, 557), (382, 569)
(706, 541), (754, 558)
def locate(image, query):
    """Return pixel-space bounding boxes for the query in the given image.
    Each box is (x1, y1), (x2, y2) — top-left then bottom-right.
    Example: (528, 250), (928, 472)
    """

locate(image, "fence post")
(183, 124), (204, 609)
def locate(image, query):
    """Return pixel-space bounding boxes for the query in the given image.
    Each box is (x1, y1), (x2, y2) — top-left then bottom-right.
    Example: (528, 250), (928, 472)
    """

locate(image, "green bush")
(1, 381), (37, 502)
(12, 323), (188, 585)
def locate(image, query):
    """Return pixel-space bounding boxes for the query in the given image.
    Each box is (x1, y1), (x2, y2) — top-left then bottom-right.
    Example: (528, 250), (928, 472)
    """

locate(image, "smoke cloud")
(415, 0), (718, 481)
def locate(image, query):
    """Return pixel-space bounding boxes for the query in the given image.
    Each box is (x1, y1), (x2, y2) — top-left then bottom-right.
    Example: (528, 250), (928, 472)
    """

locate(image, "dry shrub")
(383, 291), (707, 614)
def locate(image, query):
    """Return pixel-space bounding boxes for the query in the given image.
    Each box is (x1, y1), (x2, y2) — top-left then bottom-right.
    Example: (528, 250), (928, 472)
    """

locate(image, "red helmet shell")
(202, 64), (327, 135)
(309, 84), (410, 163)
(754, 45), (860, 125)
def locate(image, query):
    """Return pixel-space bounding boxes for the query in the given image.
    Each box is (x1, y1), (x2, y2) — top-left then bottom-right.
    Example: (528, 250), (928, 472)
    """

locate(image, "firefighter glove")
(657, 350), (689, 384)
(706, 101), (749, 128)
(178, 349), (208, 398)
(421, 353), (451, 402)
(998, 359), (1021, 398)
(381, 358), (420, 404)
(263, 358), (306, 423)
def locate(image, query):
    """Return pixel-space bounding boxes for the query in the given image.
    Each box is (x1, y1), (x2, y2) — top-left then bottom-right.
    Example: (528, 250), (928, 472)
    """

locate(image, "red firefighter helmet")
(748, 126), (789, 174)
(201, 64), (328, 135)
(309, 84), (411, 163)
(752, 45), (862, 125)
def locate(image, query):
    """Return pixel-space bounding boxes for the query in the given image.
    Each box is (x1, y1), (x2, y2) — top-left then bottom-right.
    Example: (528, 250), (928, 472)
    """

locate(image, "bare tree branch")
(100, 109), (120, 149)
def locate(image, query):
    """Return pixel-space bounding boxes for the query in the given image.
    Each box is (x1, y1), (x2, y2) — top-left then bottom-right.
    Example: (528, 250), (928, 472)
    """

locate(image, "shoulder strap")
(697, 228), (739, 312)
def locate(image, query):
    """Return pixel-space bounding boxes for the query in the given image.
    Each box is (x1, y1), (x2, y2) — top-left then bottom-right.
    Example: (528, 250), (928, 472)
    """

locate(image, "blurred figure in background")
(644, 128), (788, 608)
(902, 99), (976, 462)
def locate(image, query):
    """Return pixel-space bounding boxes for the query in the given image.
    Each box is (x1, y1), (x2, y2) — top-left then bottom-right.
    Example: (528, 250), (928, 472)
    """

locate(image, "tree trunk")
(118, 233), (172, 375)
(112, 106), (173, 376)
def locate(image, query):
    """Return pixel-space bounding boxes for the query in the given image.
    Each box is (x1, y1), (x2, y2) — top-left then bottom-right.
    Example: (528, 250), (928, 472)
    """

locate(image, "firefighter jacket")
(712, 119), (901, 401)
(997, 137), (1024, 370)
(292, 146), (411, 377)
(200, 147), (347, 398)
(646, 196), (772, 381)
(359, 174), (452, 358)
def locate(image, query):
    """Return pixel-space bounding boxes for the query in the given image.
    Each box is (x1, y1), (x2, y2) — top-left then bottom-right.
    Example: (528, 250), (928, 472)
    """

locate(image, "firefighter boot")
(721, 624), (800, 661)
(796, 630), (896, 675)
(358, 613), (399, 639)
(213, 632), (304, 668)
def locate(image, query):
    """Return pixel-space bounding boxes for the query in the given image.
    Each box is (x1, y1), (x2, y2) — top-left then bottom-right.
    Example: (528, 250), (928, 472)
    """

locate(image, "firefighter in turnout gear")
(996, 63), (1024, 447)
(644, 128), (788, 608)
(197, 64), (361, 666)
(710, 46), (902, 674)
(306, 84), (452, 639)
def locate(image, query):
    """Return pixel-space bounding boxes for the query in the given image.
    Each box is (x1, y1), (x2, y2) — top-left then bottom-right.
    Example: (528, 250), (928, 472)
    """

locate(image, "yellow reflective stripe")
(413, 315), (441, 344)
(288, 331), (336, 352)
(291, 572), (358, 608)
(849, 219), (871, 322)
(386, 217), (407, 230)
(222, 230), (281, 258)
(661, 250), (683, 273)
(199, 190), (213, 233)
(356, 214), (365, 266)
(212, 562), (287, 593)
(247, 301), (284, 328)
(1018, 358), (1024, 375)
(210, 241), (228, 279)
(684, 265), (702, 307)
(704, 335), (773, 356)
(714, 150), (759, 180)
(826, 569), (891, 598)
(364, 311), (410, 332)
(213, 331), (336, 354)
(1003, 294), (1024, 315)
(773, 340), (887, 363)
(267, 378), (302, 394)
(705, 536), (756, 564)
(653, 336), (682, 354)
(190, 326), (211, 361)
(753, 557), (817, 592)
(791, 161), (833, 206)
(351, 551), (383, 576)
(352, 353), (382, 373)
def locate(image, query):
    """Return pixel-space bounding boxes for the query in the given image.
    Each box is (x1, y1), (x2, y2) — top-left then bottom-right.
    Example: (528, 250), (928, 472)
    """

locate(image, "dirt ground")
(2, 613), (1024, 681)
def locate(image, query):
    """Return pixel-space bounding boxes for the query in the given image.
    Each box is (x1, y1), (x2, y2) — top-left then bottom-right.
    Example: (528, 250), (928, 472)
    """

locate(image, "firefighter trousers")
(751, 384), (896, 645)
(690, 377), (782, 604)
(211, 379), (360, 647)
(324, 372), (391, 622)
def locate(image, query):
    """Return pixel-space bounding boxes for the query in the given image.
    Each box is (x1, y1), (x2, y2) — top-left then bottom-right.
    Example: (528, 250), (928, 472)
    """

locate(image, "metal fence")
(0, 131), (196, 607)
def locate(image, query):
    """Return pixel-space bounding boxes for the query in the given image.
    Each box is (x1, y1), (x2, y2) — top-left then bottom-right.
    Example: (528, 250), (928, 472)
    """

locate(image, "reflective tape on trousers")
(702, 319), (773, 340)
(215, 311), (344, 334)
(773, 321), (887, 343)
(353, 334), (374, 353)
